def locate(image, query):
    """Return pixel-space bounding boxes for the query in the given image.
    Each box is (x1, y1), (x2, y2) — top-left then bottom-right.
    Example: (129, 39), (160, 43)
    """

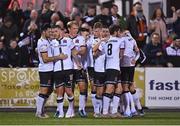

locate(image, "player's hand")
(101, 37), (109, 42)
(131, 59), (136, 65)
(77, 64), (83, 70)
(59, 53), (68, 60)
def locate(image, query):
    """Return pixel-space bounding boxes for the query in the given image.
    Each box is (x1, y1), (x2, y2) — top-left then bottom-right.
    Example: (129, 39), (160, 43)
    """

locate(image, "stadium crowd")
(0, 0), (179, 68)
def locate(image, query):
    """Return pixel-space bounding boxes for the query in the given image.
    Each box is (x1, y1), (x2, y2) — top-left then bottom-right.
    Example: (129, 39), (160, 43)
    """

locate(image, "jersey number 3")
(107, 43), (112, 55)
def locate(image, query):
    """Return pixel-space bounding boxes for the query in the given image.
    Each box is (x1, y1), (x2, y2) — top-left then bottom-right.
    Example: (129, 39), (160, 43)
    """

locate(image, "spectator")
(72, 13), (83, 27)
(165, 36), (180, 67)
(50, 12), (60, 26)
(19, 43), (31, 67)
(143, 32), (166, 67)
(83, 6), (96, 27)
(149, 7), (177, 44)
(23, 1), (34, 21)
(0, 0), (11, 18)
(110, 4), (127, 30)
(7, 39), (21, 67)
(0, 40), (9, 67)
(23, 9), (40, 66)
(93, 5), (113, 27)
(0, 16), (18, 48)
(56, 20), (64, 29)
(23, 10), (40, 36)
(127, 2), (148, 49)
(50, 1), (67, 27)
(6, 0), (24, 33)
(38, 1), (53, 25)
(173, 9), (180, 38)
(70, 6), (80, 20)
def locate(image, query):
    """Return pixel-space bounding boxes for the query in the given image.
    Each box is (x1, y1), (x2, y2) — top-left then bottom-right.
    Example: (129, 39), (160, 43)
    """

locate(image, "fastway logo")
(149, 80), (180, 90)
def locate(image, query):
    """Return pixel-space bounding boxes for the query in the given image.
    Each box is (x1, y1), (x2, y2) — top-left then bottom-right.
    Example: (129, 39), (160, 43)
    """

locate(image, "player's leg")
(54, 71), (65, 118)
(130, 82), (144, 116)
(76, 69), (87, 117)
(102, 69), (117, 117)
(111, 82), (123, 118)
(128, 67), (138, 116)
(94, 72), (105, 117)
(119, 93), (125, 114)
(36, 72), (53, 118)
(111, 71), (122, 117)
(121, 67), (131, 117)
(42, 77), (54, 117)
(88, 67), (97, 115)
(64, 70), (75, 118)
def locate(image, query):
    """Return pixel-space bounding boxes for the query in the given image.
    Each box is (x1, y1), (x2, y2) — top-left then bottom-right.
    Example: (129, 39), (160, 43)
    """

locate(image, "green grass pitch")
(0, 111), (180, 125)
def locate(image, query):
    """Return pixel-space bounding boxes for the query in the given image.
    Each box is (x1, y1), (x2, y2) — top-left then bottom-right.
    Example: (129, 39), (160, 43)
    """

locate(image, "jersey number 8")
(107, 43), (112, 55)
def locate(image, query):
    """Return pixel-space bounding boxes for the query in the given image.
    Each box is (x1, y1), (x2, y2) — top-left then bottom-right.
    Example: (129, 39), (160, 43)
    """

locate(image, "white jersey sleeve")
(37, 38), (54, 72)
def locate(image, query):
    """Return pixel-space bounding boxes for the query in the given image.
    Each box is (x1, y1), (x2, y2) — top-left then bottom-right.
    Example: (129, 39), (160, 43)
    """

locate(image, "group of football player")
(35, 20), (144, 119)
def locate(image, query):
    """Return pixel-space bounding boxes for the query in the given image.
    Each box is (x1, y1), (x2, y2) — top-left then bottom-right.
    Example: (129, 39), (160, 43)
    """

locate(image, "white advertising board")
(145, 68), (180, 108)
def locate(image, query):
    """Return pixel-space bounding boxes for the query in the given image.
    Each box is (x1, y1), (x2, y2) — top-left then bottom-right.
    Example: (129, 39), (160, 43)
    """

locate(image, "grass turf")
(0, 111), (180, 125)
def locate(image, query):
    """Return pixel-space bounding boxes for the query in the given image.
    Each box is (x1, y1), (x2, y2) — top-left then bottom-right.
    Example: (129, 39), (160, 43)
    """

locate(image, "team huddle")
(35, 21), (144, 119)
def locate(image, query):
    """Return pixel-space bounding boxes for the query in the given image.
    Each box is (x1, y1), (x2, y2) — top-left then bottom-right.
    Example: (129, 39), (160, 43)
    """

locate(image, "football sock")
(57, 96), (64, 114)
(128, 92), (136, 113)
(79, 92), (86, 111)
(124, 92), (131, 115)
(91, 91), (96, 113)
(132, 90), (142, 110)
(103, 93), (112, 115)
(36, 94), (48, 114)
(112, 93), (121, 114)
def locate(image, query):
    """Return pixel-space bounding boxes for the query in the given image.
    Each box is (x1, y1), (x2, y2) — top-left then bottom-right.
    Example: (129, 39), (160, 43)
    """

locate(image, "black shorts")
(105, 69), (119, 85)
(39, 71), (53, 87)
(54, 70), (74, 88)
(121, 67), (135, 84)
(94, 72), (106, 87)
(87, 67), (94, 81)
(73, 69), (87, 83)
(118, 71), (121, 84)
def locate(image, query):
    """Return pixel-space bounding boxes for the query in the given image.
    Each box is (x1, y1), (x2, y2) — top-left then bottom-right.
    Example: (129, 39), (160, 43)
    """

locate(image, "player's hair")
(100, 5), (108, 10)
(109, 24), (121, 35)
(93, 22), (103, 29)
(67, 21), (79, 28)
(151, 32), (160, 38)
(10, 38), (17, 43)
(133, 2), (142, 7)
(112, 4), (118, 9)
(51, 25), (61, 29)
(102, 24), (109, 29)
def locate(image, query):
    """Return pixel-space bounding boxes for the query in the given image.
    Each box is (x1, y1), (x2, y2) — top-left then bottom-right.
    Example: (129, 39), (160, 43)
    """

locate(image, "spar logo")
(149, 80), (180, 91)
